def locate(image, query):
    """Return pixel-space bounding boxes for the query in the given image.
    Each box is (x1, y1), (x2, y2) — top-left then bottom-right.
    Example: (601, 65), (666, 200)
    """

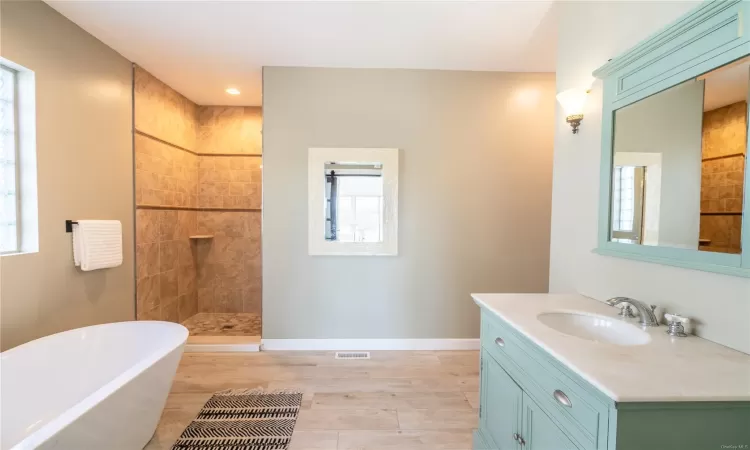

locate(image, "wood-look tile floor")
(145, 350), (479, 450)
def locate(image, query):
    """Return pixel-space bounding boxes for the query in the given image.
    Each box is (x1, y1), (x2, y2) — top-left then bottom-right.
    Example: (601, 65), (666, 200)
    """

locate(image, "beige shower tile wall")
(134, 66), (200, 323)
(195, 212), (262, 315)
(135, 209), (198, 321)
(197, 156), (262, 209)
(134, 65), (198, 150)
(701, 101), (746, 214)
(194, 105), (263, 317)
(135, 134), (199, 208)
(700, 156), (746, 213)
(699, 101), (746, 254)
(699, 215), (743, 254)
(197, 106), (262, 154)
(134, 70), (263, 321)
(701, 101), (747, 159)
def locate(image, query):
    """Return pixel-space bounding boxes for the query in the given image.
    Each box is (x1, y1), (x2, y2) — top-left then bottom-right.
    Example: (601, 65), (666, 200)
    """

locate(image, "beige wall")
(134, 68), (262, 321)
(0, 0), (135, 350)
(262, 67), (555, 339)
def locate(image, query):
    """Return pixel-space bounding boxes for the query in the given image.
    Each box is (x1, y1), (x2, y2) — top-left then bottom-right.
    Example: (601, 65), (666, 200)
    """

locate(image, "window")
(336, 176), (384, 243)
(0, 58), (37, 256)
(612, 166), (635, 232)
(0, 64), (19, 254)
(325, 170), (384, 243)
(310, 147), (399, 256)
(611, 165), (646, 244)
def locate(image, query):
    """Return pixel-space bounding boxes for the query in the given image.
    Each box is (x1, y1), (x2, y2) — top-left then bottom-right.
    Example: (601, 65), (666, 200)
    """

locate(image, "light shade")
(556, 87), (589, 116)
(225, 87), (241, 95)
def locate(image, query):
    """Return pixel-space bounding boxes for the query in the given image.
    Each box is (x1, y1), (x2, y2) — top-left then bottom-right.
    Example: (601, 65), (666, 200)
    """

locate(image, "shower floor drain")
(335, 351), (371, 360)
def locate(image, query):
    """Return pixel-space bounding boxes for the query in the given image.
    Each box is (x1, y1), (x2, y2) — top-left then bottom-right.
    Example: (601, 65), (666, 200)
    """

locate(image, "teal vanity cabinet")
(474, 310), (610, 450)
(478, 347), (522, 449)
(473, 307), (750, 450)
(478, 349), (580, 450)
(521, 392), (580, 450)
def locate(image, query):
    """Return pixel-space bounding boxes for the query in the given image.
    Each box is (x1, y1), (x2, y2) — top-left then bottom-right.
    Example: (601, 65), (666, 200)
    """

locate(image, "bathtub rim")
(2, 321), (188, 450)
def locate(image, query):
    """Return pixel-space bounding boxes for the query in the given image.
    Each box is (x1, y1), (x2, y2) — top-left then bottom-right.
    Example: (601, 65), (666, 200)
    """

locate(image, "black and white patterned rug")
(171, 388), (304, 450)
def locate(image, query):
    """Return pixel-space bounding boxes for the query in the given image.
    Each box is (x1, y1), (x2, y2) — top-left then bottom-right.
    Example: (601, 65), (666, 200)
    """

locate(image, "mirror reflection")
(324, 162), (384, 243)
(611, 58), (748, 253)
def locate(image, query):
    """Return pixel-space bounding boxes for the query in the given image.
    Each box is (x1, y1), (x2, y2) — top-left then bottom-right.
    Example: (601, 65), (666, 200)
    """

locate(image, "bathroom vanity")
(472, 293), (750, 450)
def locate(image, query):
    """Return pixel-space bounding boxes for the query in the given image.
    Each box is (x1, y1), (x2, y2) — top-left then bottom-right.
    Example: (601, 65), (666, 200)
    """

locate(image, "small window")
(325, 168), (384, 243)
(0, 58), (38, 256)
(0, 64), (20, 254)
(612, 166), (635, 232)
(611, 165), (646, 244)
(336, 177), (384, 243)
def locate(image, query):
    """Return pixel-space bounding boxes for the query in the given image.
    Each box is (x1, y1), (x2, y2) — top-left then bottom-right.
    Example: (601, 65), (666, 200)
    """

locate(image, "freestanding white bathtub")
(0, 321), (188, 450)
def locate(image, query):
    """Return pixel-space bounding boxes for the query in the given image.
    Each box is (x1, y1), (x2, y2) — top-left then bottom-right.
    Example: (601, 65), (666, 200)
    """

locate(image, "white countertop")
(472, 293), (750, 402)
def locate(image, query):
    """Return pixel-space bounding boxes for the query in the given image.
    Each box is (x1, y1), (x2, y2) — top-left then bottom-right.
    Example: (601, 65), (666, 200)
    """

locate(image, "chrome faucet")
(605, 297), (660, 327)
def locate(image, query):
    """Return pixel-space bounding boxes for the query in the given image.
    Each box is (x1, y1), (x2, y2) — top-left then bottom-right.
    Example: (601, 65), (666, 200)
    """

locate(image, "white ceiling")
(703, 60), (749, 111)
(46, 0), (557, 106)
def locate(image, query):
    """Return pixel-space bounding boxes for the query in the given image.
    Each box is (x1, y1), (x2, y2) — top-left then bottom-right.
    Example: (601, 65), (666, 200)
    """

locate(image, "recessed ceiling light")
(225, 87), (240, 95)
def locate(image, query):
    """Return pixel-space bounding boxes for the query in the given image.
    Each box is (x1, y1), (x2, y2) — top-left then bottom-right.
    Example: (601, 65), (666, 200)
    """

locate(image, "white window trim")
(308, 148), (399, 256)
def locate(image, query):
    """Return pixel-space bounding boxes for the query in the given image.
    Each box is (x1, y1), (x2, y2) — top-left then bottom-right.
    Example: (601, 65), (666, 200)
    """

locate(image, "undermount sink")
(537, 312), (651, 346)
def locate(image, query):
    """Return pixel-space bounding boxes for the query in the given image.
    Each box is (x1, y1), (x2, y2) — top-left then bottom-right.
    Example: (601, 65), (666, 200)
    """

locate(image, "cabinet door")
(481, 350), (522, 449)
(521, 392), (581, 450)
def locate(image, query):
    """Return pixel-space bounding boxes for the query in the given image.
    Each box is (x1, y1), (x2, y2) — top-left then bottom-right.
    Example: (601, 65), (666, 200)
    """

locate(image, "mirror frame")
(593, 0), (750, 278)
(307, 147), (399, 256)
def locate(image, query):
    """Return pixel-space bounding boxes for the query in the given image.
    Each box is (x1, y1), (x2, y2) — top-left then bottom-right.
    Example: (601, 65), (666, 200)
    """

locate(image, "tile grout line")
(135, 130), (262, 157)
(136, 205), (261, 212)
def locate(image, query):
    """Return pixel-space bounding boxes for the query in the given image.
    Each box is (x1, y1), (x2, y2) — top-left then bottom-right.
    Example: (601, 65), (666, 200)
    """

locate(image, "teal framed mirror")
(593, 0), (750, 278)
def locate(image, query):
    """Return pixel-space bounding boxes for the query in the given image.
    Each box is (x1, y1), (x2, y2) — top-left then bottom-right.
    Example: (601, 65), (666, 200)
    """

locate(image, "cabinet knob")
(553, 389), (572, 407)
(513, 433), (519, 441)
(495, 337), (505, 347)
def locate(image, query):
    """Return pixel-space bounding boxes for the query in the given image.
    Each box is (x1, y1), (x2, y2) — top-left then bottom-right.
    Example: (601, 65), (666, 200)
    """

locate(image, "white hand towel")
(72, 220), (123, 271)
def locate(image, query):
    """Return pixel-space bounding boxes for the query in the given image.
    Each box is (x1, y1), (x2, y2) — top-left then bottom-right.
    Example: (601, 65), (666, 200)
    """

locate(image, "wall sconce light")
(556, 87), (590, 134)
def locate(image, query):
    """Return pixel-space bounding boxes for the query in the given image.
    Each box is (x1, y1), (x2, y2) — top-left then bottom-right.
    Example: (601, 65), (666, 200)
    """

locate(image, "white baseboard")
(185, 343), (261, 353)
(260, 338), (480, 351)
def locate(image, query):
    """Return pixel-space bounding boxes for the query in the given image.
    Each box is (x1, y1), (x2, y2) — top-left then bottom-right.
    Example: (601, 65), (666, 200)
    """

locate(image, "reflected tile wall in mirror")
(610, 58), (748, 253)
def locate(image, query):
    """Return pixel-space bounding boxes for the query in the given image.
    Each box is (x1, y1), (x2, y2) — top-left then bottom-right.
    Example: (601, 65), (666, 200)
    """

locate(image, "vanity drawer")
(481, 312), (607, 447)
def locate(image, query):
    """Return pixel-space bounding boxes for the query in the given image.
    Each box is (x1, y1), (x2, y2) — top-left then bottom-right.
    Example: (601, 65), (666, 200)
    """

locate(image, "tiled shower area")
(699, 101), (746, 254)
(133, 66), (262, 340)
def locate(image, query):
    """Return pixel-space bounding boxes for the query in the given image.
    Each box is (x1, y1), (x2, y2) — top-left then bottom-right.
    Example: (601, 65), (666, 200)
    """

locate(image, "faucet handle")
(649, 304), (664, 325)
(665, 313), (690, 337)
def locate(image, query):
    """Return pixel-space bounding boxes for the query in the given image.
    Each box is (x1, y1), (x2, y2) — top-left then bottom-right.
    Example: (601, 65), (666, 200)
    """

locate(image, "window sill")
(0, 250), (38, 257)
